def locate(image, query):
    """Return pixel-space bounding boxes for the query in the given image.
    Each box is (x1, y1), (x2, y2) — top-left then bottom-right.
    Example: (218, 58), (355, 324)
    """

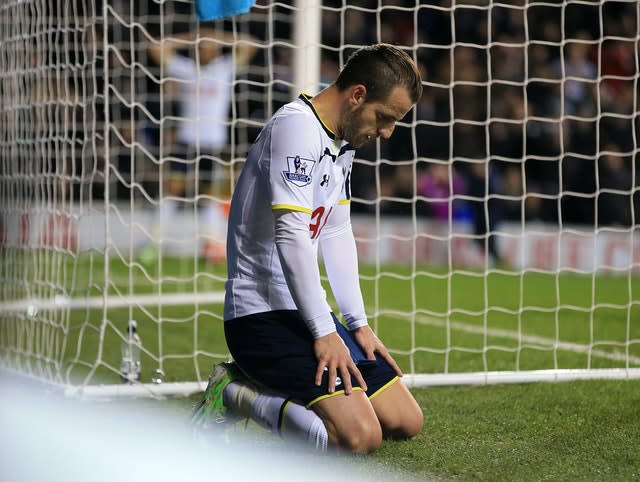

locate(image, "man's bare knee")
(384, 407), (424, 440)
(370, 382), (424, 440)
(400, 410), (424, 439)
(334, 419), (383, 453)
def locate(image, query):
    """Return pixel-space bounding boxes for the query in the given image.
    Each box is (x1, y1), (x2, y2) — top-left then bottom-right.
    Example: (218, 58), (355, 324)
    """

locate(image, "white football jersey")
(167, 54), (233, 150)
(224, 94), (356, 322)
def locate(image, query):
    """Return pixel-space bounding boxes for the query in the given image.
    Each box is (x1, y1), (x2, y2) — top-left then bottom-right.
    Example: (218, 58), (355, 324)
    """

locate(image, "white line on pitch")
(413, 313), (640, 365)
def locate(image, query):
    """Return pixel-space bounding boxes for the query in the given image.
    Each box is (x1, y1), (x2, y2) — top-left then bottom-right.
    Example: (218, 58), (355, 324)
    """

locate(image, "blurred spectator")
(523, 115), (562, 224)
(501, 166), (522, 222)
(554, 31), (597, 115)
(526, 43), (561, 117)
(491, 32), (525, 83)
(466, 162), (504, 264)
(378, 164), (416, 217)
(600, 83), (636, 154)
(501, 166), (546, 224)
(417, 162), (468, 222)
(597, 144), (633, 227)
(562, 106), (597, 226)
(490, 88), (525, 162)
(141, 27), (257, 263)
(342, 6), (377, 46)
(599, 36), (636, 103)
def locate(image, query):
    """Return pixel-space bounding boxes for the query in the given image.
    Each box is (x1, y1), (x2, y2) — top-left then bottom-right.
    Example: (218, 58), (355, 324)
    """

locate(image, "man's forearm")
(273, 210), (335, 338)
(319, 206), (368, 331)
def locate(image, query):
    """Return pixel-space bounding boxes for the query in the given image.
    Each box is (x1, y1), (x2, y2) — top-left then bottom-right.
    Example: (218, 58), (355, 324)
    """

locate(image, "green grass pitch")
(59, 256), (640, 385)
(18, 254), (640, 479)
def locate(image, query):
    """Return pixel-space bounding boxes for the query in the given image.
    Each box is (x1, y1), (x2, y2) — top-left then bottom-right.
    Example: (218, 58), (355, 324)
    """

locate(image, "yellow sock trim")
(278, 399), (292, 433)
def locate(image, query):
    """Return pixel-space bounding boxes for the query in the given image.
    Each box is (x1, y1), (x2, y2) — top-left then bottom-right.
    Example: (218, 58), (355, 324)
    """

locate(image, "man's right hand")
(314, 332), (367, 395)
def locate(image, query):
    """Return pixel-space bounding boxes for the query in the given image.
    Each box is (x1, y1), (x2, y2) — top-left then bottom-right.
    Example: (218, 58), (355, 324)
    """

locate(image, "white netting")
(1, 0), (640, 397)
(0, 0), (101, 384)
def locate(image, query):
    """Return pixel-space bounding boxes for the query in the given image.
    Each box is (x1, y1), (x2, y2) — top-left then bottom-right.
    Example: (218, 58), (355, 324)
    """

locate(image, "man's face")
(340, 85), (414, 148)
(198, 40), (220, 65)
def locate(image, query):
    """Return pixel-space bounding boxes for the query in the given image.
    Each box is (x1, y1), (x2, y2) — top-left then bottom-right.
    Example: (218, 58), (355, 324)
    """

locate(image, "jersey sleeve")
(269, 113), (322, 215)
(319, 202), (368, 331)
(274, 210), (335, 338)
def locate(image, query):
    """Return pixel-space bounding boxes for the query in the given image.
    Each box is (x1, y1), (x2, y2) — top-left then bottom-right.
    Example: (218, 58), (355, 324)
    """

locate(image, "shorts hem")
(305, 387), (365, 409)
(368, 376), (399, 401)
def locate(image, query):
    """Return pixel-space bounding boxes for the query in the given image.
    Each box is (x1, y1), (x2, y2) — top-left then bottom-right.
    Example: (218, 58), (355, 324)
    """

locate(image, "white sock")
(279, 399), (328, 452)
(223, 382), (328, 452)
(222, 381), (258, 419)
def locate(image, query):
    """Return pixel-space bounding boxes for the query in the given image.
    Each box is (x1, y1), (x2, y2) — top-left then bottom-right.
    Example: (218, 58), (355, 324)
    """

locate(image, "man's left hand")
(352, 326), (403, 377)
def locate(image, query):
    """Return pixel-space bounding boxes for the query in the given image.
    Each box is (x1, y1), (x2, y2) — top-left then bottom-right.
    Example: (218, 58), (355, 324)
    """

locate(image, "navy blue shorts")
(224, 310), (398, 407)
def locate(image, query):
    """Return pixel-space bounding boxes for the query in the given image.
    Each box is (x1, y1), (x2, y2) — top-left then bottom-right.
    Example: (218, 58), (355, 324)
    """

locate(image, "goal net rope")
(1, 0), (640, 399)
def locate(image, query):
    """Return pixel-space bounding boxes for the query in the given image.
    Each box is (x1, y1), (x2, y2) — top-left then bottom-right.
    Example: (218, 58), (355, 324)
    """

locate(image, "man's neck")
(308, 85), (342, 137)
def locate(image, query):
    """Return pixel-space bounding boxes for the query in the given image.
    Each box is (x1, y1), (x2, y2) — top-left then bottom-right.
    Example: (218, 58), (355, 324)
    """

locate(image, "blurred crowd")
(326, 0), (640, 236)
(15, 0), (640, 245)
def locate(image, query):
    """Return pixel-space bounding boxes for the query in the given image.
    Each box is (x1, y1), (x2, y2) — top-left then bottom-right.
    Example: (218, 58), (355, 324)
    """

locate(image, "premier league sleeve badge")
(282, 155), (316, 187)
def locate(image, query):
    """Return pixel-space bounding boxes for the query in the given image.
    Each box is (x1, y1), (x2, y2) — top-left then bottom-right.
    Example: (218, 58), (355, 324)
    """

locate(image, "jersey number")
(309, 206), (333, 239)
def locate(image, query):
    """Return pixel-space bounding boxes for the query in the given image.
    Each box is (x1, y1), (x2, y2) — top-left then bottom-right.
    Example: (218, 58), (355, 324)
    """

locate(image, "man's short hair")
(335, 43), (423, 104)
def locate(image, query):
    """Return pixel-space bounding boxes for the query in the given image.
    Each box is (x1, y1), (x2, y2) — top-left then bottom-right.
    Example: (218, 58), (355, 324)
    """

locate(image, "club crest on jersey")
(283, 155), (316, 187)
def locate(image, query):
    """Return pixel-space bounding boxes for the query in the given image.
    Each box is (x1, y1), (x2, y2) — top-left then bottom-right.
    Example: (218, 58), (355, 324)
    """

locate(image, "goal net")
(2, 0), (639, 398)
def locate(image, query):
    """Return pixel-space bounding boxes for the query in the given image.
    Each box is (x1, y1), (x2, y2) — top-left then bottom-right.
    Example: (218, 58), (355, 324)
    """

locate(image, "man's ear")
(349, 84), (367, 106)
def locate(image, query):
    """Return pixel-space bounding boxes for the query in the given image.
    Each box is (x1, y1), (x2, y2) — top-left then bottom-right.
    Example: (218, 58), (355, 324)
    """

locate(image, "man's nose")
(378, 124), (395, 139)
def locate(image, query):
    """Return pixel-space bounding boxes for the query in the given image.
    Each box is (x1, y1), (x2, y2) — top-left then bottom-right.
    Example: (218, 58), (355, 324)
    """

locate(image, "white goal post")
(2, 0), (640, 399)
